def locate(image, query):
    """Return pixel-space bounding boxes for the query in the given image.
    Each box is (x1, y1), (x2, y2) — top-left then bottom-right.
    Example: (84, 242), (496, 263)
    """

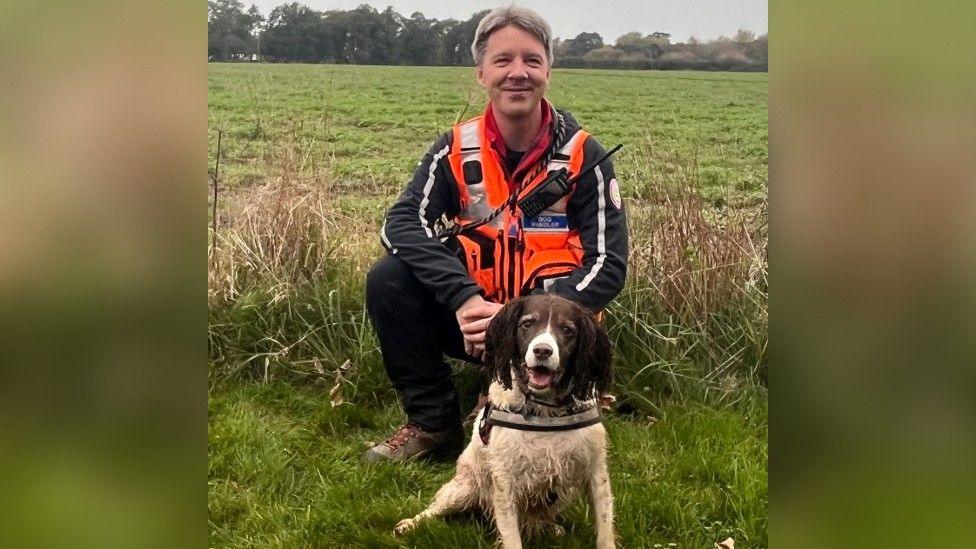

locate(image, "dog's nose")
(533, 344), (553, 360)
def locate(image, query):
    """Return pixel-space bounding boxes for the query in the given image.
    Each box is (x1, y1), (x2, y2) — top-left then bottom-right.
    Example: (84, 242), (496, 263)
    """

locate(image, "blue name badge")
(524, 214), (568, 232)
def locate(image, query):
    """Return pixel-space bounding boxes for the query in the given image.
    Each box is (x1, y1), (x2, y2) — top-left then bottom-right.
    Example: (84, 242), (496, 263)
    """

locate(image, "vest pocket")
(521, 248), (579, 294)
(456, 232), (499, 300)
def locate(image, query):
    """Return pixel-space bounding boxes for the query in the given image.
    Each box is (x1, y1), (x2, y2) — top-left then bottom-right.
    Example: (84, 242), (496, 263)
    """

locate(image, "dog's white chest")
(486, 424), (604, 496)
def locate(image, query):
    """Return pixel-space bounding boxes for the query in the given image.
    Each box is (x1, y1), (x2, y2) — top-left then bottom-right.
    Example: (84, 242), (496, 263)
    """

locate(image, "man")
(364, 5), (628, 461)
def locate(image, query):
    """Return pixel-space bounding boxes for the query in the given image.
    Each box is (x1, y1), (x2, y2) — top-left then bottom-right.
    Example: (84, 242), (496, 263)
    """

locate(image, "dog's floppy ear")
(570, 306), (613, 401)
(484, 297), (526, 390)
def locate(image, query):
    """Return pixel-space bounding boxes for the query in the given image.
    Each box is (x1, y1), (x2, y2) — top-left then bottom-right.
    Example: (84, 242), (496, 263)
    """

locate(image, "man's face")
(477, 25), (550, 121)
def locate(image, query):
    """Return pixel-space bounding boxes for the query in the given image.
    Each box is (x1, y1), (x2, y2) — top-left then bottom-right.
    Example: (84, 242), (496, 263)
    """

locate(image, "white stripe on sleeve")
(418, 144), (451, 238)
(575, 165), (607, 292)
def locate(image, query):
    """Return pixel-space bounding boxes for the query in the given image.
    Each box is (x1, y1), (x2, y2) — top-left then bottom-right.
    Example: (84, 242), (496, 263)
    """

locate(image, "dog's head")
(485, 294), (612, 401)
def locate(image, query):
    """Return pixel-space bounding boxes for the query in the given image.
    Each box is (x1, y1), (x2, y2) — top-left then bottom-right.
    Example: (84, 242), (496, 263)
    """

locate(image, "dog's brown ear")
(484, 297), (526, 390)
(570, 306), (613, 400)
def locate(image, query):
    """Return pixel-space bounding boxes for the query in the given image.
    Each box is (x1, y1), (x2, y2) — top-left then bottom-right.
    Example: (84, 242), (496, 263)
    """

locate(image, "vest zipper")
(495, 229), (504, 299)
(507, 236), (517, 300)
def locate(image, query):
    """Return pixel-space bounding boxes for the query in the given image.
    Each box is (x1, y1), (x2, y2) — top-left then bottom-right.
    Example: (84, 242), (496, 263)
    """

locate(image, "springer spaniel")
(394, 294), (615, 548)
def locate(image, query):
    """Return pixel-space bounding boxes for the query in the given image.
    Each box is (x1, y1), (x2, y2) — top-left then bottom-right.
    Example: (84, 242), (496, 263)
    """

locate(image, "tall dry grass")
(609, 182), (767, 411)
(208, 142), (382, 390)
(208, 179), (338, 305)
(639, 185), (766, 324)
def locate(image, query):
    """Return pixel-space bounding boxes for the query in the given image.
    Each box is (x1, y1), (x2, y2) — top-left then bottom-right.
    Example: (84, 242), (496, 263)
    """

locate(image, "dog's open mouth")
(527, 366), (555, 390)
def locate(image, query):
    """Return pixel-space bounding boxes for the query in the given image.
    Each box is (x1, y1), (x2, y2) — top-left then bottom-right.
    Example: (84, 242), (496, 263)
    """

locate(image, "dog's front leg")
(394, 458), (479, 536)
(490, 471), (522, 549)
(588, 452), (616, 549)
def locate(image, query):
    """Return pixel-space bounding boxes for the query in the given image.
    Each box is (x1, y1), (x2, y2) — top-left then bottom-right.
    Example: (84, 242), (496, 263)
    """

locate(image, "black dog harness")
(478, 400), (602, 445)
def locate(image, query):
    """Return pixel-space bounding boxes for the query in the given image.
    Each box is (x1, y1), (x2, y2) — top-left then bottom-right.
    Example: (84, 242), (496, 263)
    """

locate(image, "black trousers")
(365, 255), (479, 432)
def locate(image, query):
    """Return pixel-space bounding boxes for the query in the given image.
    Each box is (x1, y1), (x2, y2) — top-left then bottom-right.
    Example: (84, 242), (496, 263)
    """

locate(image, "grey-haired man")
(364, 5), (627, 462)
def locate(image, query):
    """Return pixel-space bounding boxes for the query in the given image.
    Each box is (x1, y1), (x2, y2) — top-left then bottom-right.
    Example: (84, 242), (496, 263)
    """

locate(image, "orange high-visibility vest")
(447, 115), (590, 303)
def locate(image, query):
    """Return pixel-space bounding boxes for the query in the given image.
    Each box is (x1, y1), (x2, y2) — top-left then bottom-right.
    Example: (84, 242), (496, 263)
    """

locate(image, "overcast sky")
(248, 0), (767, 43)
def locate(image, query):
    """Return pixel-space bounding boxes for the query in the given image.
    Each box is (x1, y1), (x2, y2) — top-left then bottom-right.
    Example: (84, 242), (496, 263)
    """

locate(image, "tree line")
(208, 0), (767, 72)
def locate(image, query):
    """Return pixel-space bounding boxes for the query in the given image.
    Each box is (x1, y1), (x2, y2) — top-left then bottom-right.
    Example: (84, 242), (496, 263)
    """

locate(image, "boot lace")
(385, 424), (423, 450)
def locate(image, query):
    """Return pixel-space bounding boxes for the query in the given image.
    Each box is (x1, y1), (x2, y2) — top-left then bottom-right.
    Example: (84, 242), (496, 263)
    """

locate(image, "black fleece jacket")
(379, 109), (628, 312)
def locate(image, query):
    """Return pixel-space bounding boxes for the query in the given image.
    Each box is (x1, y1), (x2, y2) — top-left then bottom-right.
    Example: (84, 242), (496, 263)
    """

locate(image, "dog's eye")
(561, 325), (576, 336)
(519, 318), (535, 329)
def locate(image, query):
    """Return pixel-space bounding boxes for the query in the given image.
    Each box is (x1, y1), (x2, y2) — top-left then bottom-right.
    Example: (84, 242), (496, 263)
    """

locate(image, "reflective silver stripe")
(460, 119), (482, 177)
(458, 119), (486, 224)
(380, 220), (397, 254)
(459, 118), (480, 148)
(575, 164), (607, 292)
(419, 144), (451, 238)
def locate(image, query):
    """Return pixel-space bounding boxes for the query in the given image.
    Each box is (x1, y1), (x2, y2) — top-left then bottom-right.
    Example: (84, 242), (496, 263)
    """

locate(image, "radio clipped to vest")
(438, 144), (622, 239)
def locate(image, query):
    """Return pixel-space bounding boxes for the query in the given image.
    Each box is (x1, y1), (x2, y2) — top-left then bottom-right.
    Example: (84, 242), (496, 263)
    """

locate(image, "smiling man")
(364, 5), (628, 462)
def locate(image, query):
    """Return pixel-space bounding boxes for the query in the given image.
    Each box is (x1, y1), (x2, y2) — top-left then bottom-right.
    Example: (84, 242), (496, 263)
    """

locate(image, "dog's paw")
(394, 518), (416, 536)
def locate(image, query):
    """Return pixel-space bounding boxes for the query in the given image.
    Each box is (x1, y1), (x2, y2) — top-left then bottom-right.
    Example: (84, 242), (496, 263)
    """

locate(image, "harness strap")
(479, 403), (601, 444)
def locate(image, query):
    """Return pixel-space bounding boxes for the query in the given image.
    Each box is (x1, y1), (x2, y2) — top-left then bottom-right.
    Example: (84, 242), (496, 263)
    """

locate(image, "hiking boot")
(362, 422), (464, 463)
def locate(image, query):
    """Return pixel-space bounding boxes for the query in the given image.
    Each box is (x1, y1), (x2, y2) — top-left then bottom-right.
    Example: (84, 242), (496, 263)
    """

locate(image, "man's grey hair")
(471, 5), (554, 66)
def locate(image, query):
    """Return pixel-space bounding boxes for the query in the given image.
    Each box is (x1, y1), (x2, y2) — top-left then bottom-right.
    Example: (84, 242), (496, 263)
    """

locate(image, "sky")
(248, 0), (768, 43)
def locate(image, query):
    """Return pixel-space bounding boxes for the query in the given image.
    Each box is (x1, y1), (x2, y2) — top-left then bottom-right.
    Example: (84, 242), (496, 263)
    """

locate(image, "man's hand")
(455, 294), (503, 360)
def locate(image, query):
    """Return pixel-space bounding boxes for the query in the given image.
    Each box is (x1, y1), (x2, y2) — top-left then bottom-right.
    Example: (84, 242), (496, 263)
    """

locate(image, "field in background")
(208, 63), (767, 547)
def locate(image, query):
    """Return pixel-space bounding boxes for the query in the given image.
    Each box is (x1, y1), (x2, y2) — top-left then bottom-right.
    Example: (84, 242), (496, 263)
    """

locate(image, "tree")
(745, 33), (767, 63)
(564, 32), (603, 57)
(246, 5), (265, 58)
(263, 3), (324, 62)
(441, 9), (489, 65)
(208, 0), (262, 60)
(582, 46), (624, 62)
(733, 29), (756, 43)
(614, 31), (669, 59)
(400, 12), (440, 65)
(614, 32), (645, 55)
(339, 4), (400, 64)
(552, 37), (569, 60)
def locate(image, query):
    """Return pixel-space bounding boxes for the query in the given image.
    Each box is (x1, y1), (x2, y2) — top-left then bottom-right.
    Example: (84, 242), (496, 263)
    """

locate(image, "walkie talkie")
(517, 144), (623, 217)
(437, 144), (623, 240)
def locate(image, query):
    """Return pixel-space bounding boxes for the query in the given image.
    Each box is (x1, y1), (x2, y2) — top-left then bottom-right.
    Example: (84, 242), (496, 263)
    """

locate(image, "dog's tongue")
(528, 367), (553, 389)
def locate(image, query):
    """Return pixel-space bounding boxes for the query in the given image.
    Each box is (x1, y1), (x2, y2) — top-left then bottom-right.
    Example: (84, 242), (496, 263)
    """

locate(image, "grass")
(209, 379), (766, 548)
(208, 63), (767, 547)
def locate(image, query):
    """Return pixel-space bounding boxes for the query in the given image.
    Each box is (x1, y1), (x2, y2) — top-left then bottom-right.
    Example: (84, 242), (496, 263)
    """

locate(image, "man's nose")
(533, 344), (553, 360)
(507, 59), (529, 79)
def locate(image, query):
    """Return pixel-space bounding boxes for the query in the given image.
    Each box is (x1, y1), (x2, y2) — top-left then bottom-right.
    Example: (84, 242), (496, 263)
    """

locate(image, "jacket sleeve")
(379, 132), (484, 311)
(546, 136), (629, 311)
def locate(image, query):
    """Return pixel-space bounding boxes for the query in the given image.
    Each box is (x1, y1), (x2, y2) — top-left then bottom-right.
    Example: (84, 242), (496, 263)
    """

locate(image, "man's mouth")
(527, 366), (555, 390)
(504, 88), (532, 93)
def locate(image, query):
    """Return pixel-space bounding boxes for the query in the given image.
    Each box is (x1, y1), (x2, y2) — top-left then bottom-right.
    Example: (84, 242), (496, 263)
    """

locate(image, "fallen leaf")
(329, 359), (354, 407)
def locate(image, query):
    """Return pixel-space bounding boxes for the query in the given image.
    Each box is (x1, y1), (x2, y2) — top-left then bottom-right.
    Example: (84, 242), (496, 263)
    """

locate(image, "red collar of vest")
(484, 98), (553, 187)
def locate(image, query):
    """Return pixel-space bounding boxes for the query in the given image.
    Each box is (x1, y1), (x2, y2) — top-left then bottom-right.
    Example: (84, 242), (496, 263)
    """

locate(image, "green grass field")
(208, 63), (767, 547)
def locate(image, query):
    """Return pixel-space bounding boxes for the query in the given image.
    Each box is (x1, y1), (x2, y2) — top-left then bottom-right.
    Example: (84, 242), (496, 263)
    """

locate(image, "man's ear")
(476, 65), (485, 86)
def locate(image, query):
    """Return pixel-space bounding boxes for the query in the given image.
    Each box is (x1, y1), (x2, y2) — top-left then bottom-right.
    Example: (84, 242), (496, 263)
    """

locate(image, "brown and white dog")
(394, 294), (615, 548)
